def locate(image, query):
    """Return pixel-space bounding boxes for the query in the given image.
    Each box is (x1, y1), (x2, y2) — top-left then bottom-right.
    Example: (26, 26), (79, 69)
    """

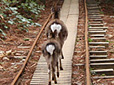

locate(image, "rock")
(21, 59), (25, 62)
(108, 35), (113, 38)
(11, 63), (15, 65)
(6, 50), (12, 55)
(14, 67), (17, 69)
(3, 57), (9, 60)
(15, 53), (22, 56)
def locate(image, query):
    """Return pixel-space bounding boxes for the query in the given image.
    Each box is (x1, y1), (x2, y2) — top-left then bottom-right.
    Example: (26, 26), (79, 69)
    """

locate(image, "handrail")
(84, 0), (91, 85)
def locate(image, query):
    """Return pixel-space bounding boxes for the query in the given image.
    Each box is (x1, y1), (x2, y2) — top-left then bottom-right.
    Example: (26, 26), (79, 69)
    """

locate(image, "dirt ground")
(0, 0), (63, 85)
(72, 0), (86, 85)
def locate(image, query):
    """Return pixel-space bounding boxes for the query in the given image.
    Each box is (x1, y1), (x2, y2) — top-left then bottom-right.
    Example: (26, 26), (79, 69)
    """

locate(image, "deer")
(45, 6), (68, 59)
(42, 38), (63, 85)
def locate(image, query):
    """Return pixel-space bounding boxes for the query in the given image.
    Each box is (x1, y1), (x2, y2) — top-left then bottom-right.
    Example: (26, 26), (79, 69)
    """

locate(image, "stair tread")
(93, 76), (114, 79)
(89, 30), (106, 33)
(90, 34), (105, 37)
(89, 19), (102, 20)
(91, 37), (106, 40)
(89, 46), (105, 48)
(89, 24), (104, 25)
(91, 69), (114, 72)
(90, 63), (114, 65)
(89, 42), (109, 44)
(90, 55), (107, 57)
(90, 51), (107, 52)
(90, 59), (114, 62)
(89, 15), (104, 17)
(89, 27), (108, 28)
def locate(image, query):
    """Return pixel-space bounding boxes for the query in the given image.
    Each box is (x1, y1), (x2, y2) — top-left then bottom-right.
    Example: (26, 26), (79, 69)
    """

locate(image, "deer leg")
(52, 65), (57, 84)
(61, 51), (64, 59)
(60, 59), (63, 70)
(52, 67), (54, 80)
(48, 65), (51, 85)
(57, 62), (59, 77)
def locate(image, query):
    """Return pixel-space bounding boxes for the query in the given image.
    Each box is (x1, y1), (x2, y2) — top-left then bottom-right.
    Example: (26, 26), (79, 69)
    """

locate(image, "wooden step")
(89, 29), (104, 31)
(90, 34), (105, 37)
(93, 76), (114, 79)
(89, 15), (104, 17)
(90, 55), (107, 59)
(89, 27), (108, 29)
(90, 51), (107, 55)
(89, 19), (103, 21)
(88, 13), (100, 15)
(90, 63), (114, 67)
(88, 10), (100, 12)
(88, 11), (100, 14)
(89, 42), (109, 46)
(89, 16), (102, 19)
(89, 30), (106, 34)
(91, 37), (106, 41)
(89, 24), (104, 26)
(91, 69), (114, 73)
(87, 7), (100, 10)
(90, 59), (114, 62)
(87, 4), (98, 6)
(89, 46), (105, 49)
(89, 22), (102, 24)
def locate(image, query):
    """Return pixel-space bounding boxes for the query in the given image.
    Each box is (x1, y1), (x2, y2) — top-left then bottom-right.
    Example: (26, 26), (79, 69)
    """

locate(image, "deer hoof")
(62, 55), (64, 59)
(55, 81), (57, 84)
(49, 81), (51, 85)
(60, 67), (63, 70)
(57, 72), (59, 77)
(52, 77), (54, 80)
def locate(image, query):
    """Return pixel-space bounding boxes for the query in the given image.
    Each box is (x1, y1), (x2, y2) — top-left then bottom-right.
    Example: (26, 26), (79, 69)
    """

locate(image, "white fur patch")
(48, 69), (50, 73)
(46, 44), (55, 55)
(50, 23), (62, 33)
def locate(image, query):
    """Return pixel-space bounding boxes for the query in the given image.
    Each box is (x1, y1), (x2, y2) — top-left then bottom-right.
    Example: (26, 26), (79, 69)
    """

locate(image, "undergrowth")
(0, 0), (45, 39)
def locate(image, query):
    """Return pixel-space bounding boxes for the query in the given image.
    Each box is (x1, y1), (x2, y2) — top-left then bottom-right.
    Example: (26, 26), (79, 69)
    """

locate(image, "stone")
(3, 57), (9, 60)
(108, 35), (113, 38)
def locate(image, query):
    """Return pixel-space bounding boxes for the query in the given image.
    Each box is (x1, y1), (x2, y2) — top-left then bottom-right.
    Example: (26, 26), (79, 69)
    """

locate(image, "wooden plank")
(91, 69), (114, 73)
(93, 76), (114, 79)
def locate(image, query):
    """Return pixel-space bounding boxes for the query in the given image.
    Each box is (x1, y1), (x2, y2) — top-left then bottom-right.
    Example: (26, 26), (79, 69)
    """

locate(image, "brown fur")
(45, 19), (68, 46)
(42, 39), (63, 85)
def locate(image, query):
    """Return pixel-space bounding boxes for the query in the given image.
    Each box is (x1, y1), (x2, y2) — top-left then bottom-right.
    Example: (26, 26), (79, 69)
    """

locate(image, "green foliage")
(24, 38), (30, 41)
(88, 38), (92, 42)
(0, 0), (45, 37)
(100, 11), (104, 14)
(88, 25), (91, 28)
(101, 74), (106, 76)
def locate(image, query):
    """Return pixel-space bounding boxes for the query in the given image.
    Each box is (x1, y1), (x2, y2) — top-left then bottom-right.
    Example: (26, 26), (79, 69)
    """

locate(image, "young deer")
(42, 39), (63, 85)
(45, 7), (68, 59)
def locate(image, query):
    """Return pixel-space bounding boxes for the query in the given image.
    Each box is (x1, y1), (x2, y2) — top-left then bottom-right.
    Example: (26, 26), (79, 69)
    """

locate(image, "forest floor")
(92, 0), (114, 84)
(0, 0), (63, 84)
